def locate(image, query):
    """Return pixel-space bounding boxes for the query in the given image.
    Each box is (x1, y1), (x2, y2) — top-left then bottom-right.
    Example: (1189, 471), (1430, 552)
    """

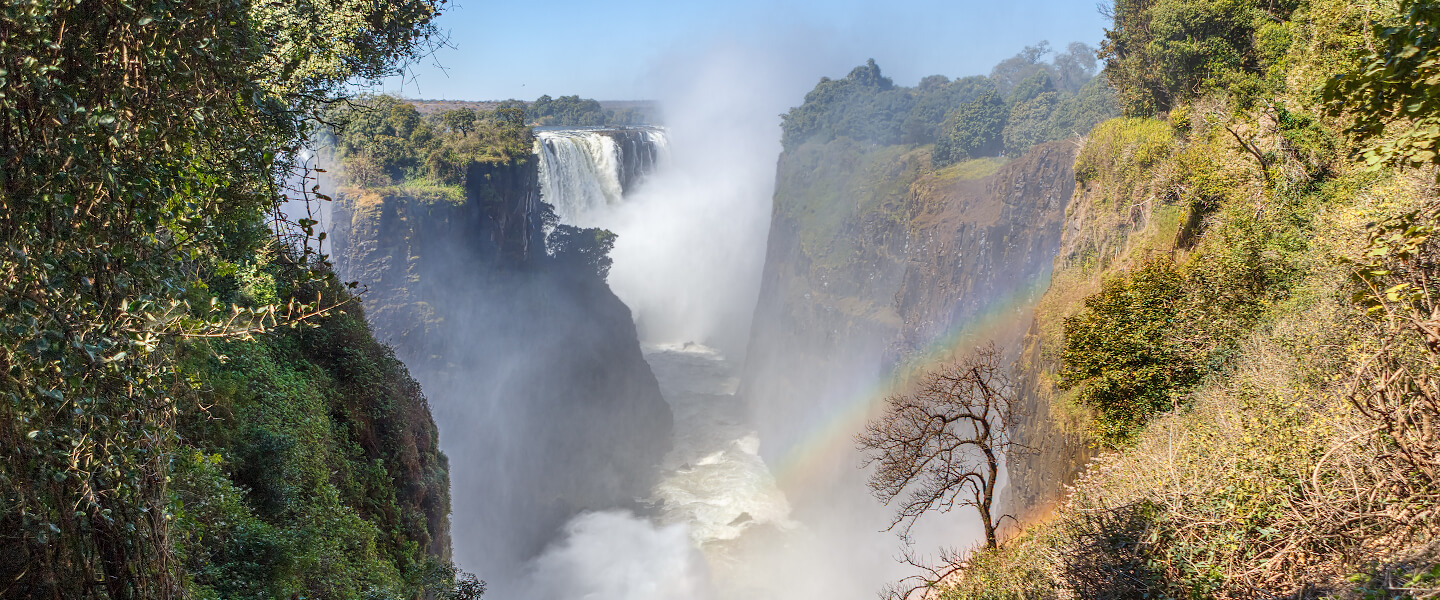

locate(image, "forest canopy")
(0, 0), (477, 597)
(780, 43), (1120, 164)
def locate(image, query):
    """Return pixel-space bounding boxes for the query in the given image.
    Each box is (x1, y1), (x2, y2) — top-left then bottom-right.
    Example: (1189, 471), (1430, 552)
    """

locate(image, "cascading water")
(528, 124), (804, 599)
(535, 127), (669, 222)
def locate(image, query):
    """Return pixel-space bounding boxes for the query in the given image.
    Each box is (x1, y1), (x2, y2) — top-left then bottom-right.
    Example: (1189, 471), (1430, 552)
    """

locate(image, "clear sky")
(382, 0), (1111, 102)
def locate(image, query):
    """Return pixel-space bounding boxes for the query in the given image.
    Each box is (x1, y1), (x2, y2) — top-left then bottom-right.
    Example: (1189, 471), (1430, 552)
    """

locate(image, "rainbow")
(767, 267), (1057, 494)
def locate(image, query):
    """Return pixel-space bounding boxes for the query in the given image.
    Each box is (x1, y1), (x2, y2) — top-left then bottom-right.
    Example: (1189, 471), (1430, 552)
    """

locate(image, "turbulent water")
(530, 127), (802, 599)
(645, 344), (794, 589)
(535, 128), (669, 221)
(518, 343), (806, 600)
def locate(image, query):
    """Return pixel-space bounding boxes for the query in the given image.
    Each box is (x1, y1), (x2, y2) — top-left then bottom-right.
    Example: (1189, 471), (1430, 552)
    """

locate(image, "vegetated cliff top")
(405, 96), (660, 126)
(935, 0), (1440, 598)
(778, 44), (1118, 161)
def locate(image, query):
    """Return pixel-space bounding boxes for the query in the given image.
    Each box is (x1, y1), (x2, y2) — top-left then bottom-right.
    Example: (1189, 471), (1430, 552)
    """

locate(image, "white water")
(531, 129), (804, 595)
(518, 344), (797, 600)
(522, 46), (972, 600)
(535, 128), (669, 222)
(644, 345), (795, 590)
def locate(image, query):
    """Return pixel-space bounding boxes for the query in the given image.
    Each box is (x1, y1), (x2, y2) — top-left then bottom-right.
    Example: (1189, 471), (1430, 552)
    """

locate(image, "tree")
(1099, 0), (1267, 116)
(1052, 41), (1101, 93)
(547, 225), (617, 281)
(438, 108), (478, 137)
(1325, 0), (1440, 171)
(0, 0), (445, 594)
(857, 343), (1025, 550)
(780, 59), (902, 148)
(933, 89), (1007, 165)
(990, 41), (1053, 97)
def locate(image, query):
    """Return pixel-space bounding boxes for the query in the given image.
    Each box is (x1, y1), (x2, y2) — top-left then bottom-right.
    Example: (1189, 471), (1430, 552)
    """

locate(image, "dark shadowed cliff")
(329, 155), (673, 574)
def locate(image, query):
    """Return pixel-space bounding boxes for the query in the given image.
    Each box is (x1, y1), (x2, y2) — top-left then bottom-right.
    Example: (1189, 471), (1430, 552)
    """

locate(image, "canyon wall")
(329, 156), (673, 575)
(742, 139), (1090, 521)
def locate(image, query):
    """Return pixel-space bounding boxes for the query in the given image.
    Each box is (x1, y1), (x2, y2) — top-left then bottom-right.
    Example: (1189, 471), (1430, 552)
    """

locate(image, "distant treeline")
(782, 42), (1119, 165)
(327, 95), (534, 190)
(524, 95), (654, 126)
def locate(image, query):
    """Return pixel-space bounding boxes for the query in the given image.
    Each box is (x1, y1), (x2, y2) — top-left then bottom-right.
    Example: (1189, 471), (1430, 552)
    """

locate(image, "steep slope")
(939, 1), (1440, 597)
(169, 279), (454, 598)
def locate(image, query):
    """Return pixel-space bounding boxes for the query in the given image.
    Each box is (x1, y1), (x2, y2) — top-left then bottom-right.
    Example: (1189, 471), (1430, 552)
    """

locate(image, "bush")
(934, 90), (1007, 165)
(1059, 259), (1195, 444)
(547, 225), (618, 281)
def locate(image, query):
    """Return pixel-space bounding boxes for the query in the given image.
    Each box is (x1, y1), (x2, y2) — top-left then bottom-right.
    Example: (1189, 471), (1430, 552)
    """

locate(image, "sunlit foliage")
(1326, 0), (1440, 170)
(782, 45), (1117, 165)
(0, 0), (464, 595)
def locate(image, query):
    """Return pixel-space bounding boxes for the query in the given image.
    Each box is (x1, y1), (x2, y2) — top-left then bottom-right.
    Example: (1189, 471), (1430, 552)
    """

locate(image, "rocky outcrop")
(329, 157), (673, 575)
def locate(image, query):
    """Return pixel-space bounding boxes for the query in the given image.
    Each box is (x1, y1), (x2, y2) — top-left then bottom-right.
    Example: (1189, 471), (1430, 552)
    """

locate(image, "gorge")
(12, 1), (1440, 598)
(324, 53), (1107, 597)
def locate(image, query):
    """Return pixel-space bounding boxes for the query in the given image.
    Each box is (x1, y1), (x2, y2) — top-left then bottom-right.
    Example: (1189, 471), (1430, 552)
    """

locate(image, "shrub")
(547, 225), (618, 281)
(1059, 259), (1195, 444)
(934, 90), (1008, 166)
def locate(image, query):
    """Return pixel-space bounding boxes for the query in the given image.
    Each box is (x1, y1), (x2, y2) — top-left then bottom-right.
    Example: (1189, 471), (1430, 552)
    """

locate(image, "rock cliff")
(329, 157), (673, 572)
(742, 139), (1088, 519)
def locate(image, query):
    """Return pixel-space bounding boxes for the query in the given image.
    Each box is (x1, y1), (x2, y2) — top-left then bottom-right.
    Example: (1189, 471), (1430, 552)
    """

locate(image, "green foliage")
(331, 95), (535, 189)
(781, 59), (911, 148)
(529, 94), (606, 126)
(0, 0), (464, 595)
(248, 0), (444, 94)
(1047, 77), (1123, 142)
(1074, 117), (1175, 187)
(1059, 260), (1196, 444)
(1325, 0), (1440, 170)
(171, 276), (454, 599)
(1100, 0), (1283, 115)
(943, 2), (1440, 595)
(524, 95), (651, 126)
(901, 76), (995, 144)
(1009, 70), (1056, 106)
(437, 108), (479, 137)
(784, 46), (1112, 160)
(547, 226), (618, 281)
(1052, 42), (1104, 93)
(1003, 92), (1062, 157)
(989, 41), (1056, 98)
(934, 90), (1009, 166)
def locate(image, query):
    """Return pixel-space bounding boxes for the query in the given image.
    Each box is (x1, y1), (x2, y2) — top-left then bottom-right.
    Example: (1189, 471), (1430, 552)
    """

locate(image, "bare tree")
(877, 544), (972, 600)
(857, 342), (1025, 550)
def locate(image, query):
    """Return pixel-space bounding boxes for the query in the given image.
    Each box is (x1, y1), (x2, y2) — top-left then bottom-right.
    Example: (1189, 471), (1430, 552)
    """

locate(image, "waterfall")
(535, 128), (669, 222)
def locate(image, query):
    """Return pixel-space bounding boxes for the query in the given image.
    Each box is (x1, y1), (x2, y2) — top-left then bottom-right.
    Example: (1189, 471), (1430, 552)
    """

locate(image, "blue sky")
(383, 0), (1112, 101)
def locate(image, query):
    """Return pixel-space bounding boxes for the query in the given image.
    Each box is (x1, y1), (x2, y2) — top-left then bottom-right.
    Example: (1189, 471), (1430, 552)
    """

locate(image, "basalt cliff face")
(329, 157), (673, 571)
(742, 139), (1090, 518)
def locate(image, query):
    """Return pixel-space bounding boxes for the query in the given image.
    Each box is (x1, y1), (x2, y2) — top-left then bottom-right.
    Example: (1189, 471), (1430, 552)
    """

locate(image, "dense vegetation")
(330, 95), (534, 193)
(930, 0), (1440, 597)
(525, 94), (652, 127)
(781, 43), (1119, 164)
(0, 0), (476, 597)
